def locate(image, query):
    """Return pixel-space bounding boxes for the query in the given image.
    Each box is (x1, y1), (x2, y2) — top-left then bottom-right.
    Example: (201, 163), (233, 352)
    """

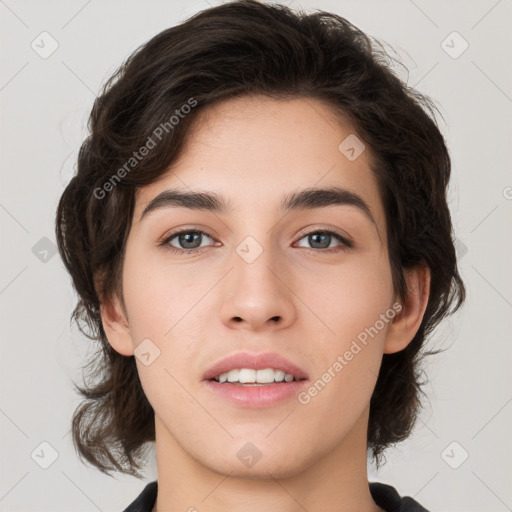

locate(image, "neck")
(152, 406), (383, 512)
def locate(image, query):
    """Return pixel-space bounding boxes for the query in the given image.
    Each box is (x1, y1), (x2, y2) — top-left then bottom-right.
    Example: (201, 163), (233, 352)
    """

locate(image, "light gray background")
(1, 0), (511, 511)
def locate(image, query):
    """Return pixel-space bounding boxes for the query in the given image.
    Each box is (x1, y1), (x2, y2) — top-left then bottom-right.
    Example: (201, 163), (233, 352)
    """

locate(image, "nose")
(219, 241), (296, 332)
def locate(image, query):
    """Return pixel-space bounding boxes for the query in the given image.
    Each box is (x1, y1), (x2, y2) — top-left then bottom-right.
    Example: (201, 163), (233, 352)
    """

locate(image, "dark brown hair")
(56, 0), (465, 477)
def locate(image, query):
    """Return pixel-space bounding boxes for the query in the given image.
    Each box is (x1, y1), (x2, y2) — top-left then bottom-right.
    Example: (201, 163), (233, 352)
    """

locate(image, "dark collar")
(123, 480), (429, 512)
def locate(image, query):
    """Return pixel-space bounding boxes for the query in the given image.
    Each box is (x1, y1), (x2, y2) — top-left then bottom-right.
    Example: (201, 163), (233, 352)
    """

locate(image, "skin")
(101, 96), (430, 512)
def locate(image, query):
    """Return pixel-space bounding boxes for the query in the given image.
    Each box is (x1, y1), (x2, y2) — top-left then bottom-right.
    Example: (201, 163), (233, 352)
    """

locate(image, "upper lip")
(202, 351), (309, 381)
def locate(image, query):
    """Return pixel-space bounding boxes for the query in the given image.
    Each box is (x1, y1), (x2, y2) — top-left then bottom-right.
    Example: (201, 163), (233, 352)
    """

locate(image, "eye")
(160, 228), (352, 255)
(295, 229), (352, 252)
(161, 229), (215, 253)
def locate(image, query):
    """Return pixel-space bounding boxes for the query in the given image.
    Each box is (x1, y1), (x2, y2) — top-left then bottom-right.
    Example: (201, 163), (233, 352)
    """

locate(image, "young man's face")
(104, 96), (418, 479)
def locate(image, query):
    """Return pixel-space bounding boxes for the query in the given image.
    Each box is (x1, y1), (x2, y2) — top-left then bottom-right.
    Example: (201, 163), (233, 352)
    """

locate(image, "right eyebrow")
(139, 189), (233, 222)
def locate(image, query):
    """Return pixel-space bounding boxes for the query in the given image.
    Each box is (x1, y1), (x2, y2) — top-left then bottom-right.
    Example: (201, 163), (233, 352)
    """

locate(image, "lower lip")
(204, 380), (309, 408)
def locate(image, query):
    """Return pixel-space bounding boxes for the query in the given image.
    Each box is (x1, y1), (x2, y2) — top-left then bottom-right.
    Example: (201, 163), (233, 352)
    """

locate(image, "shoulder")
(122, 480), (158, 512)
(369, 481), (430, 512)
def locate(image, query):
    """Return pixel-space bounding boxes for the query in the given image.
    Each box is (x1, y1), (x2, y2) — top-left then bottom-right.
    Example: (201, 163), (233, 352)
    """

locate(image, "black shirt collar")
(123, 480), (429, 512)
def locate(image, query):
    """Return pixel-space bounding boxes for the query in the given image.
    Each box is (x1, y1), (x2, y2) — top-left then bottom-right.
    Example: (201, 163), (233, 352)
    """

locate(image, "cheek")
(121, 243), (203, 341)
(296, 258), (392, 429)
(293, 250), (393, 415)
(295, 248), (394, 344)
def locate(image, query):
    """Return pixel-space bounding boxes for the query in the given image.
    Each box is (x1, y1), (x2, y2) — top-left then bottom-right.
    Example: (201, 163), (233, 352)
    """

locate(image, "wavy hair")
(55, 0), (465, 477)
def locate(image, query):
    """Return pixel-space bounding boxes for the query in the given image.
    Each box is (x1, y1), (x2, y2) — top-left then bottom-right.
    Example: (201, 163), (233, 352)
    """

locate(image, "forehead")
(134, 95), (385, 230)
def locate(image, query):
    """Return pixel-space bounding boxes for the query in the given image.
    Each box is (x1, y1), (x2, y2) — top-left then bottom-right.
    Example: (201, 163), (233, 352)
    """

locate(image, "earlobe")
(383, 265), (431, 354)
(100, 295), (134, 357)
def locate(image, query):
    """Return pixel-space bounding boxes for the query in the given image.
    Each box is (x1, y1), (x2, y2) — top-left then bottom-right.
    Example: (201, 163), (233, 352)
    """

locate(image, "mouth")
(202, 352), (309, 408)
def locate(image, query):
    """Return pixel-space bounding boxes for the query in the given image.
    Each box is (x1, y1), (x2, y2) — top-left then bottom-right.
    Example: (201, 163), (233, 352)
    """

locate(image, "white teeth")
(216, 368), (297, 384)
(273, 370), (285, 381)
(239, 369), (256, 383)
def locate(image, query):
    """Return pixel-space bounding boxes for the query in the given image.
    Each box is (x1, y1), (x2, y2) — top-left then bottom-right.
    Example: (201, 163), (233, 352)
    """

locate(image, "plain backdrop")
(1, 1), (511, 511)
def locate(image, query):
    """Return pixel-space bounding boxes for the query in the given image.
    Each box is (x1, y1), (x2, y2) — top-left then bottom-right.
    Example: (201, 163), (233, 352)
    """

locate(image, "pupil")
(310, 233), (329, 249)
(181, 232), (200, 248)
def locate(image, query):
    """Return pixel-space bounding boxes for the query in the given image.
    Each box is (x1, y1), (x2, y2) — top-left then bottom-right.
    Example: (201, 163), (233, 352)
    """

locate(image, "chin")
(208, 457), (308, 480)
(197, 440), (315, 480)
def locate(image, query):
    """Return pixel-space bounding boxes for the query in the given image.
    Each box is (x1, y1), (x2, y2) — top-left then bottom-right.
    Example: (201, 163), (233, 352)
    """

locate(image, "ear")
(384, 265), (431, 354)
(100, 293), (134, 357)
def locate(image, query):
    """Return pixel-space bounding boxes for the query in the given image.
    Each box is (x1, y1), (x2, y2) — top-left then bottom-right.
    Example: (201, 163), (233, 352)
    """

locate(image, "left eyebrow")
(138, 185), (378, 230)
(280, 186), (377, 227)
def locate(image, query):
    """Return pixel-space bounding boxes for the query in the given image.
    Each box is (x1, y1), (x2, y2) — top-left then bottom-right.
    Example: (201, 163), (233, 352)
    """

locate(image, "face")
(112, 96), (399, 478)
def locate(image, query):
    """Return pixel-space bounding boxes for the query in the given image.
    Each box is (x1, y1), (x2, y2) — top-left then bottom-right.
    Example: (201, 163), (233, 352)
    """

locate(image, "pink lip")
(202, 351), (309, 381)
(204, 379), (309, 408)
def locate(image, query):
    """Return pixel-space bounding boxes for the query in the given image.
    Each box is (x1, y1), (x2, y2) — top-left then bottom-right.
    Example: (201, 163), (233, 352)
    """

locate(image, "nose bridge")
(219, 232), (295, 328)
(232, 233), (284, 296)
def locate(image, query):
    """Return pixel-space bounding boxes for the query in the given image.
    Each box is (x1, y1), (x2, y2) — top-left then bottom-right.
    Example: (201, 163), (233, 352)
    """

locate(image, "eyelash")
(159, 228), (353, 255)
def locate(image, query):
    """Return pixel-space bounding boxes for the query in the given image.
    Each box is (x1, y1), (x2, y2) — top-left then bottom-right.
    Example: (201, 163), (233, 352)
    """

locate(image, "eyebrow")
(138, 186), (378, 228)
